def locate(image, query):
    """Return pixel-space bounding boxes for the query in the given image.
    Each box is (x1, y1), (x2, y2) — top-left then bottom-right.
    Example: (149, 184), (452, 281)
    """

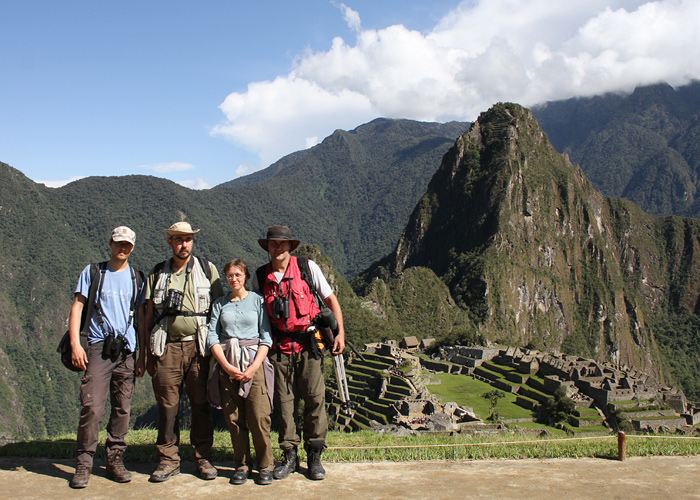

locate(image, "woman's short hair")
(223, 259), (250, 282)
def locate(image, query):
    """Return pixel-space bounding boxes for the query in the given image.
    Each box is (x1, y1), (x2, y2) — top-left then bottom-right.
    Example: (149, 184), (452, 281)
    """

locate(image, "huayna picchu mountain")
(354, 103), (700, 392)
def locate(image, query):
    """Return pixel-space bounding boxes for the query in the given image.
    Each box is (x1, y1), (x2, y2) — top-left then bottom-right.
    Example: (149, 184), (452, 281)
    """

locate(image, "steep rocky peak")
(395, 102), (601, 275)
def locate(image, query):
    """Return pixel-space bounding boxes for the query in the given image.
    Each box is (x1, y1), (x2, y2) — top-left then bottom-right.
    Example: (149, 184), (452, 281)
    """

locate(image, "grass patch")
(561, 424), (611, 435)
(428, 373), (536, 421)
(507, 421), (567, 435)
(4, 429), (699, 462)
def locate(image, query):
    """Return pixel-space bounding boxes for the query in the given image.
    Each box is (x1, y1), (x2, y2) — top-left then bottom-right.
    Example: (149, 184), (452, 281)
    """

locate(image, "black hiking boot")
(273, 447), (298, 480)
(307, 449), (326, 480)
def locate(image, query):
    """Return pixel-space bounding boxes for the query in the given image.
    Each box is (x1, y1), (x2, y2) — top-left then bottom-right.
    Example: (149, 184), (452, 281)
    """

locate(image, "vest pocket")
(153, 287), (165, 305)
(196, 287), (210, 312)
(291, 289), (311, 317)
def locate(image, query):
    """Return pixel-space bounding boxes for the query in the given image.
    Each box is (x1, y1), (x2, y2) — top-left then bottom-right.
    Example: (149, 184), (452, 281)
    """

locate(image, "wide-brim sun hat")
(165, 221), (201, 236)
(258, 225), (300, 252)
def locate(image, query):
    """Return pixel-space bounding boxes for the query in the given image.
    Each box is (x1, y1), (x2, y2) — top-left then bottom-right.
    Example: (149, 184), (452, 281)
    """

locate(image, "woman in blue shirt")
(207, 259), (273, 485)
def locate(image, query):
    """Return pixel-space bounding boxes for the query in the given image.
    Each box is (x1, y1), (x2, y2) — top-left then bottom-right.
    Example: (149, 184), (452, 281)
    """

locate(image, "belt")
(168, 335), (196, 343)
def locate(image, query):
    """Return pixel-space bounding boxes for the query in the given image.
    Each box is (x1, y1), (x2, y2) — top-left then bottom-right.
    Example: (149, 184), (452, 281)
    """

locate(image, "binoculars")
(103, 333), (126, 361)
(273, 295), (290, 319)
(165, 288), (184, 312)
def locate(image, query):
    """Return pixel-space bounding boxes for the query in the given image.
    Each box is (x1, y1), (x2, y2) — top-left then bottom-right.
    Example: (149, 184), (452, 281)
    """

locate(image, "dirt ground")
(1, 455), (699, 500)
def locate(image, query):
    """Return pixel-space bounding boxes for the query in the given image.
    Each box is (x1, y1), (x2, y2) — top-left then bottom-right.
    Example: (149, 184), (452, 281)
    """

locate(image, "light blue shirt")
(207, 291), (272, 349)
(75, 263), (144, 352)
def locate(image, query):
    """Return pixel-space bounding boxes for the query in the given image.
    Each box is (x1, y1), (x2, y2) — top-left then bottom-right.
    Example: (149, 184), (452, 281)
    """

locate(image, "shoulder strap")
(152, 260), (166, 285)
(128, 266), (145, 320)
(80, 261), (107, 336)
(134, 268), (145, 290)
(255, 264), (268, 293)
(196, 255), (212, 281)
(296, 257), (315, 293)
(296, 257), (326, 308)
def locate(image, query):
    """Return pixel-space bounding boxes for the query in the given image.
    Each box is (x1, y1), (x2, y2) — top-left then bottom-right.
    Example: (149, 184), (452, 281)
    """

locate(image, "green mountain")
(4, 83), (700, 440)
(533, 81), (700, 218)
(217, 118), (469, 276)
(353, 103), (700, 398)
(0, 118), (467, 438)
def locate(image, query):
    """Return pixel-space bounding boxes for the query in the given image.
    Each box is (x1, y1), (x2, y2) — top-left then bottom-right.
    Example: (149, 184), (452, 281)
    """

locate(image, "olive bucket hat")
(258, 225), (300, 252)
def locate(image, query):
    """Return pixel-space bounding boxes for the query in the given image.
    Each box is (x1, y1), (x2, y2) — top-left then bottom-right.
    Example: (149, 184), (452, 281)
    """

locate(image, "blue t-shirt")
(75, 264), (144, 352)
(207, 291), (272, 350)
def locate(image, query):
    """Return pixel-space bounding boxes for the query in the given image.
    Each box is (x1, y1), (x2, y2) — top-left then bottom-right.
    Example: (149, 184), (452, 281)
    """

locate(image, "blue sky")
(2, 1), (699, 189)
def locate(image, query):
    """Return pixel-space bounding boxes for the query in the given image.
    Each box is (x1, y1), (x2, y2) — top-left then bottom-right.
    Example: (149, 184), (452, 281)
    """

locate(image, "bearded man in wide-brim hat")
(141, 221), (225, 483)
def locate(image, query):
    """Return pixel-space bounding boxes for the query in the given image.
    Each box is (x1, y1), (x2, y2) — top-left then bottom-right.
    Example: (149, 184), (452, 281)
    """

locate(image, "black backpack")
(57, 262), (144, 372)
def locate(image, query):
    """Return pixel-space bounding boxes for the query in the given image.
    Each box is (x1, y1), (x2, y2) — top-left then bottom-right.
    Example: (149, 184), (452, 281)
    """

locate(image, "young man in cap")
(253, 225), (345, 481)
(141, 221), (224, 482)
(69, 226), (145, 489)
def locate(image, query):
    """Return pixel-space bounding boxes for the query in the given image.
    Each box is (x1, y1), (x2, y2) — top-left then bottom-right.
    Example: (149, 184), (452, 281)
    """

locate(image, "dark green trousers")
(271, 349), (327, 452)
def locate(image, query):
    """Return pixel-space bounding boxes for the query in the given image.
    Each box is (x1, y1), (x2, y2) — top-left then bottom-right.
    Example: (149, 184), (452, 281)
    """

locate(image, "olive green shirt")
(146, 259), (225, 340)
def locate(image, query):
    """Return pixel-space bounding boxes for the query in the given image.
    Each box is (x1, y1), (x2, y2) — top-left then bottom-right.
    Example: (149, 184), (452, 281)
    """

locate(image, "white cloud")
(333, 2), (362, 33)
(138, 162), (195, 173)
(213, 0), (700, 174)
(212, 77), (374, 167)
(235, 161), (260, 177)
(305, 136), (320, 149)
(38, 176), (86, 188)
(178, 177), (211, 190)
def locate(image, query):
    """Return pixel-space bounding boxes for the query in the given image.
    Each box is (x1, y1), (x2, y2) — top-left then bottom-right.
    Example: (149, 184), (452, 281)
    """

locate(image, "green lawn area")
(427, 373), (536, 421)
(562, 424), (611, 435)
(507, 420), (568, 436)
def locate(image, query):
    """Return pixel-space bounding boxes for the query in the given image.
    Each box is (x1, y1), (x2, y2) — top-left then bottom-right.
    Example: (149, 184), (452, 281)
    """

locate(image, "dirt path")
(2, 455), (700, 500)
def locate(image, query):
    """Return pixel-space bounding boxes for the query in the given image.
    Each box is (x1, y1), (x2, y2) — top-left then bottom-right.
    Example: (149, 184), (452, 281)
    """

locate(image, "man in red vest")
(254, 225), (345, 481)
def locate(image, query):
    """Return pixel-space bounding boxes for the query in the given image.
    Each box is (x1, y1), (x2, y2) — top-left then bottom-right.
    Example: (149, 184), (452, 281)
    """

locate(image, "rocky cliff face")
(380, 103), (700, 380)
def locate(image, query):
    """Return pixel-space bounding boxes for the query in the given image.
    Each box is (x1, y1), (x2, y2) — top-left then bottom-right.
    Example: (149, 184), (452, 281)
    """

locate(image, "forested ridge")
(2, 82), (700, 438)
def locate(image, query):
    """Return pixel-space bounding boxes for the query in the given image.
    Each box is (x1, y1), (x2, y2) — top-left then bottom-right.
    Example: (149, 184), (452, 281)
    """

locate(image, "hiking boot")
(307, 449), (326, 481)
(231, 468), (248, 485)
(106, 449), (132, 483)
(273, 447), (298, 480)
(257, 469), (273, 485)
(69, 465), (91, 489)
(149, 462), (180, 483)
(195, 458), (217, 480)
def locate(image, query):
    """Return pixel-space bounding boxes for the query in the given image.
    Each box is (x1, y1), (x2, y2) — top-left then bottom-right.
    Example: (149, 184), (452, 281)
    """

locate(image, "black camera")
(165, 288), (184, 312)
(103, 333), (126, 361)
(273, 295), (290, 319)
(318, 306), (338, 331)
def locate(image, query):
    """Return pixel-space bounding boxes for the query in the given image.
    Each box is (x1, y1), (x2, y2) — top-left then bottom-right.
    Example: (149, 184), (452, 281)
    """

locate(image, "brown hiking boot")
(106, 449), (132, 483)
(69, 465), (91, 489)
(196, 458), (217, 480)
(150, 462), (180, 483)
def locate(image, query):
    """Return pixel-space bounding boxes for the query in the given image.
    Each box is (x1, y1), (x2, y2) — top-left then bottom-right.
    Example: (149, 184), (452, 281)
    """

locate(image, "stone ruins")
(326, 339), (699, 435)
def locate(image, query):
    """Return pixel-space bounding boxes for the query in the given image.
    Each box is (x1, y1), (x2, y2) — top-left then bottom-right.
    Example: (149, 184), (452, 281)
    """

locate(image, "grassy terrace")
(426, 373), (536, 421)
(4, 429), (700, 462)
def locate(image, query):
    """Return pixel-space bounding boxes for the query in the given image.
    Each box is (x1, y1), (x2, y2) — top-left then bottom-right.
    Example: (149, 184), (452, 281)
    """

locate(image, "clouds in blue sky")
(4, 0), (698, 189)
(213, 0), (700, 178)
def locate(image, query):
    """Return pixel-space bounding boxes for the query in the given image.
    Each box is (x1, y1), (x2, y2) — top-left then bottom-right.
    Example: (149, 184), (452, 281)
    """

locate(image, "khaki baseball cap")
(112, 226), (136, 245)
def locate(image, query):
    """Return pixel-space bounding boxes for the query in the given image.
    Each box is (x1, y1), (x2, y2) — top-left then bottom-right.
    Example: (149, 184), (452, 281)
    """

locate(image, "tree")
(482, 390), (506, 422)
(538, 387), (576, 425)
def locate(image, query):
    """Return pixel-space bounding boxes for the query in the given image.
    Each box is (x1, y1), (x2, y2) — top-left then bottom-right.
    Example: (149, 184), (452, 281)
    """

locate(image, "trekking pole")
(333, 353), (353, 415)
